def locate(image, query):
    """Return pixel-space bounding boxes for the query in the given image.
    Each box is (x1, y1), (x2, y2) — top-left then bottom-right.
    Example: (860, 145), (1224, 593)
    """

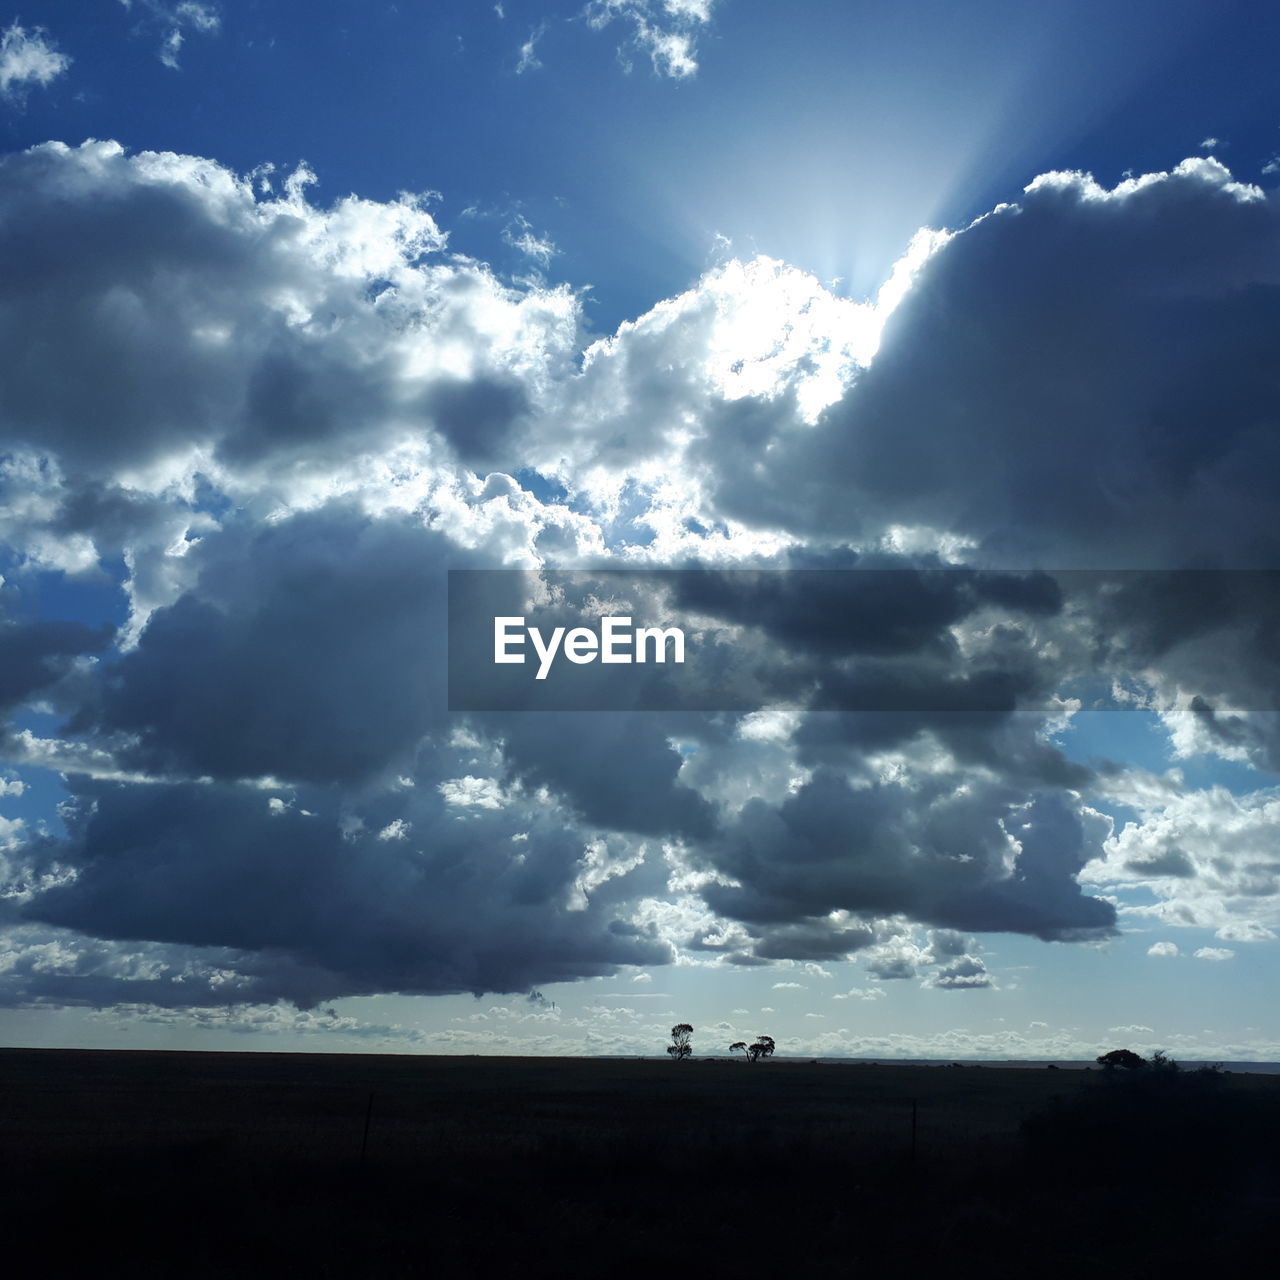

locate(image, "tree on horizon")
(729, 1035), (775, 1063)
(667, 1023), (693, 1060)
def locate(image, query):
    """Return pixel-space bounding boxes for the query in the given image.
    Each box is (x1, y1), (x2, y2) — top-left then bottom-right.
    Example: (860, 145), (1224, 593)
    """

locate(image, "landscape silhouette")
(2, 1038), (1276, 1277)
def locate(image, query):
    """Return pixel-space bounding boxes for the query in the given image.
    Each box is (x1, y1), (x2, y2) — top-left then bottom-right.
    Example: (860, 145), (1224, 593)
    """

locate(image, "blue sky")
(2, 1), (1280, 1062)
(9, 1), (1280, 330)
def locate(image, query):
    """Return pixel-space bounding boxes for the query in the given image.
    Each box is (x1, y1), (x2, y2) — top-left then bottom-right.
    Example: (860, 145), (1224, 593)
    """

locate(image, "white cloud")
(439, 777), (506, 810)
(1216, 921), (1276, 942)
(0, 813), (25, 851)
(1088, 782), (1280, 934)
(118, 1), (221, 69)
(1193, 947), (1235, 962)
(503, 214), (557, 265)
(516, 23), (545, 74)
(583, 0), (720, 79)
(1147, 942), (1180, 957)
(0, 22), (70, 101)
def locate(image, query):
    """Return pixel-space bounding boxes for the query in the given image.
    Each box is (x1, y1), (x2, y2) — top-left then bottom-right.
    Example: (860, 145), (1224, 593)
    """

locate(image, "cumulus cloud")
(1086, 781), (1280, 934)
(1148, 942), (1180, 957)
(928, 955), (992, 990)
(694, 160), (1280, 573)
(0, 141), (580, 487)
(19, 774), (671, 1002)
(1193, 946), (1235, 962)
(0, 21), (70, 102)
(702, 775), (1114, 946)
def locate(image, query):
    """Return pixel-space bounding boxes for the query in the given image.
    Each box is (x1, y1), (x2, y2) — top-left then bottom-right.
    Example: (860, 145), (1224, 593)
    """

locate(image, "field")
(3, 1048), (1278, 1276)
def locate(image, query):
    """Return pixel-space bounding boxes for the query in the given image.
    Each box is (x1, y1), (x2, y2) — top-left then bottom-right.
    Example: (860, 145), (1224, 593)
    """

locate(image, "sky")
(2, 0), (1280, 1063)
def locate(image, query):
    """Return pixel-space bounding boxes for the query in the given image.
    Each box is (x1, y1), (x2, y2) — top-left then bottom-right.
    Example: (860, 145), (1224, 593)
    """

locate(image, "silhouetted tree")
(1097, 1048), (1147, 1070)
(667, 1023), (693, 1060)
(730, 1035), (775, 1062)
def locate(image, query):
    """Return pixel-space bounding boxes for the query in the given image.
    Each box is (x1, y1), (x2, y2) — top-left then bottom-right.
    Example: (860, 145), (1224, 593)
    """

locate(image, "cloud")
(696, 160), (1280, 573)
(1193, 947), (1235, 962)
(0, 24), (70, 103)
(1086, 781), (1280, 933)
(583, 0), (719, 79)
(516, 23), (545, 74)
(119, 1), (220, 69)
(6, 143), (1280, 1018)
(502, 214), (557, 266)
(0, 22), (70, 102)
(18, 775), (672, 1003)
(0, 141), (582, 484)
(0, 615), (113, 714)
(1147, 942), (1180, 957)
(1216, 921), (1276, 942)
(928, 955), (992, 989)
(702, 774), (1115, 946)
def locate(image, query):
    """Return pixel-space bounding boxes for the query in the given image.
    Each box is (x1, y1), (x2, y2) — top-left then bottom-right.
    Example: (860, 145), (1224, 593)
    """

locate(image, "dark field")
(3, 1048), (1278, 1277)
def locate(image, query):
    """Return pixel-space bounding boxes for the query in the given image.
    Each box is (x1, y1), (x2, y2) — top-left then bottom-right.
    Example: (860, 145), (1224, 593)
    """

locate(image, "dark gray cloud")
(492, 711), (716, 839)
(930, 955), (992, 989)
(20, 774), (670, 1002)
(0, 614), (112, 712)
(82, 504), (461, 786)
(700, 771), (1114, 945)
(669, 563), (1061, 659)
(699, 160), (1280, 571)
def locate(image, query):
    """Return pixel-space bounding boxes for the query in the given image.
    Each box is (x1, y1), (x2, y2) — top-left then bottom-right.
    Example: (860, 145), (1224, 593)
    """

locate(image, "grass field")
(3, 1048), (1278, 1276)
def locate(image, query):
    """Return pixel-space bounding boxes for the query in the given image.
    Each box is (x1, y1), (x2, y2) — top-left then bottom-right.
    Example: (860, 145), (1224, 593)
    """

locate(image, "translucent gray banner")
(447, 568), (1280, 712)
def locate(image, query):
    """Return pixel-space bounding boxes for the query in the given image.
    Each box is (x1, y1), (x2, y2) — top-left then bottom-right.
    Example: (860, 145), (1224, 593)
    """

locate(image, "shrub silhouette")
(1096, 1048), (1147, 1070)
(1022, 1053), (1251, 1189)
